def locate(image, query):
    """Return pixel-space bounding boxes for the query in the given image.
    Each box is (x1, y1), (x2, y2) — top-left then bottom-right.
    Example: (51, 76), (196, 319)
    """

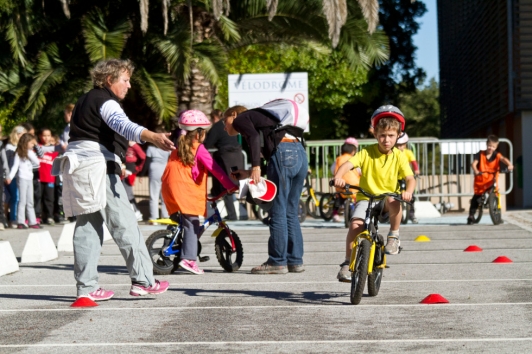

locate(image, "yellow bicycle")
(334, 182), (410, 305)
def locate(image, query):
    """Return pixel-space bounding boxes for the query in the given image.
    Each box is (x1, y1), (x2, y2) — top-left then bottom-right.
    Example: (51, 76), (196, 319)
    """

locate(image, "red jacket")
(39, 148), (59, 183)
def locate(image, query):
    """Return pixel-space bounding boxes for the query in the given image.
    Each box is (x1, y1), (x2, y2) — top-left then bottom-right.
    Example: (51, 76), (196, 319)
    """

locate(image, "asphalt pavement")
(0, 211), (531, 353)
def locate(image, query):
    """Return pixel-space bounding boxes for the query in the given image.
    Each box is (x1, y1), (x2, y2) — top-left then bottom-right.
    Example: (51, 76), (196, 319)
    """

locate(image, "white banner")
(228, 72), (309, 113)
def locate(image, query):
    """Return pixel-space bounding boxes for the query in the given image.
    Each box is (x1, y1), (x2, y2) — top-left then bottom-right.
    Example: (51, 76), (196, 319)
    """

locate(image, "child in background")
(5, 126), (26, 227)
(161, 110), (237, 275)
(123, 141), (146, 221)
(332, 138), (361, 222)
(6, 133), (43, 229)
(467, 135), (513, 224)
(38, 128), (61, 225)
(395, 133), (419, 223)
(333, 105), (415, 282)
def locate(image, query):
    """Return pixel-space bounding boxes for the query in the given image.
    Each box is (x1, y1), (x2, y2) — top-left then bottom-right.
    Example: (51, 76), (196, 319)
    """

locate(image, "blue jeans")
(266, 142), (308, 266)
(6, 178), (18, 222)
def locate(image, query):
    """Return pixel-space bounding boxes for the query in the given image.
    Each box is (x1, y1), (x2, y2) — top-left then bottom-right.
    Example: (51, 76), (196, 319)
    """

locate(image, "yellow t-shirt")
(402, 148), (416, 163)
(348, 144), (413, 201)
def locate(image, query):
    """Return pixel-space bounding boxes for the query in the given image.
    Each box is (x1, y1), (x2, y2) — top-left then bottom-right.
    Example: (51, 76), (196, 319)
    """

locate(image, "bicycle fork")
(349, 232), (387, 275)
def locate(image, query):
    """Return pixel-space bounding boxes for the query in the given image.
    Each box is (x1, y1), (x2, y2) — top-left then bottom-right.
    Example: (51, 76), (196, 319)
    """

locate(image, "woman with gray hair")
(53, 58), (174, 302)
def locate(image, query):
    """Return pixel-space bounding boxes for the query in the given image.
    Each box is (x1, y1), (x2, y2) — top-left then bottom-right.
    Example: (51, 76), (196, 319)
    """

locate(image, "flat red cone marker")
(464, 245), (483, 252)
(492, 256), (513, 263)
(420, 294), (449, 304)
(71, 297), (98, 307)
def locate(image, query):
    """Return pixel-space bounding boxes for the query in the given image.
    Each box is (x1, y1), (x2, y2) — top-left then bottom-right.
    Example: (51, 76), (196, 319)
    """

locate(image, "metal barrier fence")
(306, 138), (513, 212)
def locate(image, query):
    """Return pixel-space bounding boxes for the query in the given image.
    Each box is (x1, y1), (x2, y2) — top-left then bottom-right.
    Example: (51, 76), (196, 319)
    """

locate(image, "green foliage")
(398, 78), (440, 137)
(217, 44), (368, 139)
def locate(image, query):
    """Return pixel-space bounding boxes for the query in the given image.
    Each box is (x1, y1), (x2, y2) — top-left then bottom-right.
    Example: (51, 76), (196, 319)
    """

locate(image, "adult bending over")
(223, 105), (308, 274)
(53, 59), (174, 301)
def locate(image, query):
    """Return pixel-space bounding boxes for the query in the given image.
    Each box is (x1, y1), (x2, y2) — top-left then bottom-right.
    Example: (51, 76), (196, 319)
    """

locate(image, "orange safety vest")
(474, 151), (500, 195)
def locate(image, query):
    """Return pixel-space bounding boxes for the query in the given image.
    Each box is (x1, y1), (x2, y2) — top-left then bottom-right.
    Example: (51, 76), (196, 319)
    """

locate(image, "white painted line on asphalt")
(1, 302), (532, 313)
(2, 337), (532, 348)
(1, 278), (532, 288)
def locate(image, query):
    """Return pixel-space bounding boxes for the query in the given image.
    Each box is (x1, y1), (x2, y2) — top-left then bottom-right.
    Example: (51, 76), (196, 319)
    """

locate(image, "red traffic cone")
(420, 294), (449, 304)
(492, 256), (513, 263)
(71, 297), (98, 307)
(464, 245), (483, 252)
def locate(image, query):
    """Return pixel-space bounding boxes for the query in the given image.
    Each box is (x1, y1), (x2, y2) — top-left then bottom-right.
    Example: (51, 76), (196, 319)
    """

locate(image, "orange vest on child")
(161, 142), (208, 216)
(474, 151), (500, 195)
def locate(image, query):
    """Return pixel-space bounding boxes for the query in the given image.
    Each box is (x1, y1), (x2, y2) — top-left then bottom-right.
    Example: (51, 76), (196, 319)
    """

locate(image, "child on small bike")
(161, 110), (237, 274)
(467, 134), (513, 225)
(331, 138), (361, 222)
(333, 105), (415, 282)
(395, 132), (419, 223)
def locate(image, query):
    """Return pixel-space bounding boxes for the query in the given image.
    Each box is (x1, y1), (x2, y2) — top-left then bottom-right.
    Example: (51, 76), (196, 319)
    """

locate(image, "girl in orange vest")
(467, 135), (513, 224)
(161, 110), (237, 274)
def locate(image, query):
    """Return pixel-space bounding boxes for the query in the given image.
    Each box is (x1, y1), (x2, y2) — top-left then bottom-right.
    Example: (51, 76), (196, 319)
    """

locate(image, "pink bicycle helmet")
(396, 132), (409, 145)
(370, 105), (405, 131)
(344, 137), (359, 147)
(178, 110), (211, 131)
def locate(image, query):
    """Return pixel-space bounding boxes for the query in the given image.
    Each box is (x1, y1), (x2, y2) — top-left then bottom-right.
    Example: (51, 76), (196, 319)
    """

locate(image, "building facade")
(438, 0), (532, 207)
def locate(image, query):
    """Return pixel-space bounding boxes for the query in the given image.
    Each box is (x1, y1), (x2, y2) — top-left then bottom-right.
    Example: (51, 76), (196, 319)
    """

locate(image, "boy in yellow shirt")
(395, 133), (419, 223)
(333, 105), (415, 282)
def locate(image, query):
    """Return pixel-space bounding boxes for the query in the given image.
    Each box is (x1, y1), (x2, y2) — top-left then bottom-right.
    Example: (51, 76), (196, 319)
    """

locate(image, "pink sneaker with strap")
(129, 280), (169, 296)
(79, 288), (115, 301)
(179, 259), (204, 275)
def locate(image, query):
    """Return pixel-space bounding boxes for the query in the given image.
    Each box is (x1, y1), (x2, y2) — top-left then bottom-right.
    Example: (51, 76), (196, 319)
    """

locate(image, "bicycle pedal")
(199, 256), (210, 262)
(398, 246), (403, 254)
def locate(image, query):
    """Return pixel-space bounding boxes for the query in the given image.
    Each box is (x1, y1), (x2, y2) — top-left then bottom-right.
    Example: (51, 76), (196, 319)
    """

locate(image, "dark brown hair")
(374, 117), (402, 135)
(487, 135), (499, 144)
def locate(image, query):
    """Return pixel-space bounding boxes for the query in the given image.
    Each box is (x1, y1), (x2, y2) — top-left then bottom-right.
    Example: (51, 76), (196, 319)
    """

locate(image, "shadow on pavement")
(171, 287), (348, 305)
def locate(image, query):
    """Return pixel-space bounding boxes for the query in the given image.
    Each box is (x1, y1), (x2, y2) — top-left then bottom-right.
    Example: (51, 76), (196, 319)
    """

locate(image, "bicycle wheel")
(215, 229), (244, 272)
(146, 229), (180, 275)
(368, 244), (384, 296)
(400, 201), (409, 224)
(298, 199), (307, 223)
(472, 198), (483, 223)
(319, 193), (335, 221)
(488, 192), (502, 225)
(350, 239), (370, 305)
(344, 198), (352, 228)
(306, 195), (319, 218)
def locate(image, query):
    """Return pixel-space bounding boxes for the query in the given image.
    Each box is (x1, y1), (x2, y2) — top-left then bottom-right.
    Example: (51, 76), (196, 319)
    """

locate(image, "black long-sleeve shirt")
(203, 120), (240, 151)
(232, 110), (283, 167)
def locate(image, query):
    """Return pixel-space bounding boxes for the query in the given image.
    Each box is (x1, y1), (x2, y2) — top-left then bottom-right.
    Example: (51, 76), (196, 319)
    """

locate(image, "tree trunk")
(177, 9), (215, 114)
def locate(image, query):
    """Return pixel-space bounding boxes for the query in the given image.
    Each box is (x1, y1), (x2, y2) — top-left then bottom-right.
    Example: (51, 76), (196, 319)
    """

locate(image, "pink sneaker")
(129, 280), (169, 296)
(80, 288), (115, 301)
(179, 259), (204, 274)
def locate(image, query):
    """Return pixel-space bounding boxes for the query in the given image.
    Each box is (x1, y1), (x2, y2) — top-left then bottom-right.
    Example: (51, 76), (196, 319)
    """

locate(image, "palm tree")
(0, 0), (389, 130)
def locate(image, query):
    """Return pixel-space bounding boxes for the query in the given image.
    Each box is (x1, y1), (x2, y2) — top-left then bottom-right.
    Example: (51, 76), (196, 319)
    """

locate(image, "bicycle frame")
(161, 192), (236, 258)
(349, 196), (387, 275)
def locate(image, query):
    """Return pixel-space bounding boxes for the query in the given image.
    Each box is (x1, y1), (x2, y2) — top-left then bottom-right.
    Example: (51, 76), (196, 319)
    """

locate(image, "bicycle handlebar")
(479, 169), (510, 174)
(207, 187), (238, 202)
(329, 180), (412, 204)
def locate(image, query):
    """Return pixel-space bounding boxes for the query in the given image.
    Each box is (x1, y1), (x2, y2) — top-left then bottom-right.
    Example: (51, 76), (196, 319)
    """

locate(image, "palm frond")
(154, 23), (193, 82)
(266, 0), (278, 21)
(217, 15), (241, 42)
(140, 0), (149, 33)
(0, 69), (20, 94)
(60, 0), (71, 19)
(26, 43), (65, 118)
(162, 0), (170, 35)
(193, 41), (227, 85)
(356, 0), (379, 34)
(134, 67), (178, 121)
(322, 0), (347, 48)
(82, 10), (131, 63)
(5, 19), (28, 68)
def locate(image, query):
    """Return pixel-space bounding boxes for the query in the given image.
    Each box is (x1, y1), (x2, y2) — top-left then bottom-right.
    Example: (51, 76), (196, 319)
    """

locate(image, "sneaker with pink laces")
(79, 288), (115, 301)
(129, 280), (169, 296)
(179, 259), (204, 275)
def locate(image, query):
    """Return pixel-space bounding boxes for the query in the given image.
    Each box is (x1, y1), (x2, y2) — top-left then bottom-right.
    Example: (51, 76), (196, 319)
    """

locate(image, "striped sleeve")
(100, 100), (146, 143)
